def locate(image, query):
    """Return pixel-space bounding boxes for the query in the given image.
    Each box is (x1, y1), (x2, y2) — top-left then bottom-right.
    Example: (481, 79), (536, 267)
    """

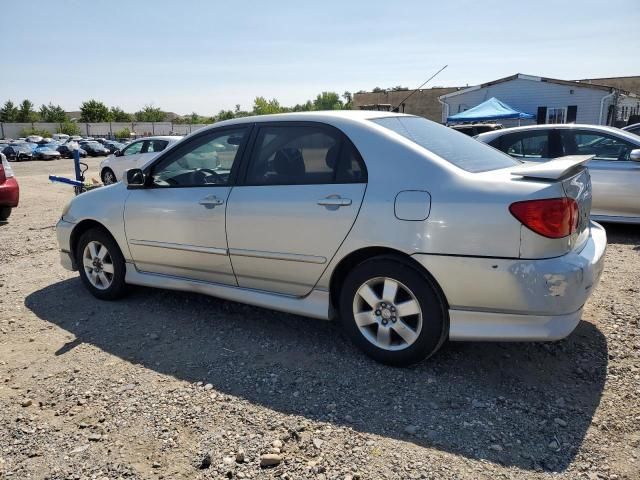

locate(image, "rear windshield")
(371, 116), (520, 173)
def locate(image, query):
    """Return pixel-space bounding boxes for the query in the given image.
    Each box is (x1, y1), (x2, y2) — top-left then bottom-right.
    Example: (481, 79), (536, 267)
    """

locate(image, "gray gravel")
(1, 157), (639, 479)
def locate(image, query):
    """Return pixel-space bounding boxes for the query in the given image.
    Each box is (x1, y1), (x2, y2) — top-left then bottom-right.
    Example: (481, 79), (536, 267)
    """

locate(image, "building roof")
(439, 73), (638, 100)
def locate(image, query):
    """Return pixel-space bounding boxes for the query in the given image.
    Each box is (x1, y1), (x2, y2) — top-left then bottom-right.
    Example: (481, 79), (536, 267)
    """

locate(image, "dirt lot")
(1, 157), (639, 480)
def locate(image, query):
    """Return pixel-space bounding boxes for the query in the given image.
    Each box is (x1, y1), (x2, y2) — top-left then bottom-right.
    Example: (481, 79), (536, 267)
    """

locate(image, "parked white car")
(99, 136), (182, 184)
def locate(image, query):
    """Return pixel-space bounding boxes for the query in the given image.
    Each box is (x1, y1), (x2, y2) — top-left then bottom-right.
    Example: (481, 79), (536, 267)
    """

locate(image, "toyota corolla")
(55, 111), (606, 365)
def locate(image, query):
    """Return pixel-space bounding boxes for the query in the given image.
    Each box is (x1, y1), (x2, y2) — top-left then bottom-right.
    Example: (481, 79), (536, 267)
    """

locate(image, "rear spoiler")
(510, 155), (594, 180)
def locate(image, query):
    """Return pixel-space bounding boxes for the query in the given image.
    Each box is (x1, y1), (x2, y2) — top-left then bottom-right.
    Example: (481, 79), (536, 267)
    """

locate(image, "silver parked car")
(476, 124), (640, 224)
(55, 111), (606, 365)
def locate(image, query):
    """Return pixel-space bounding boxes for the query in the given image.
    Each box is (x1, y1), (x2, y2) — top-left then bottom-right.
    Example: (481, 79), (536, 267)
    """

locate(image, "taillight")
(509, 198), (579, 239)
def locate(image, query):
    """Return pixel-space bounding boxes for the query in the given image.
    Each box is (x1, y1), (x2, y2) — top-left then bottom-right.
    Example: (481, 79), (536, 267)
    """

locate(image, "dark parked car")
(103, 141), (125, 154)
(622, 123), (640, 136)
(57, 145), (88, 158)
(79, 141), (110, 156)
(2, 144), (33, 161)
(450, 123), (503, 136)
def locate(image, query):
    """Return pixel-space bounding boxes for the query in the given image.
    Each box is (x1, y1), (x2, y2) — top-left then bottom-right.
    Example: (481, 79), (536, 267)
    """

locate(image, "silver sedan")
(55, 111), (606, 365)
(477, 124), (640, 224)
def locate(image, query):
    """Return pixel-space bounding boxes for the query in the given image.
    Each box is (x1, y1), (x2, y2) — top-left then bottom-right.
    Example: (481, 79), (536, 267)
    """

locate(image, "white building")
(439, 73), (640, 127)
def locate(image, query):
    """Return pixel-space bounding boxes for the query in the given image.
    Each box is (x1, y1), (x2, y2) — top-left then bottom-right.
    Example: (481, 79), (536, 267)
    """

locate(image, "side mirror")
(114, 150), (123, 157)
(124, 168), (145, 189)
(630, 149), (640, 162)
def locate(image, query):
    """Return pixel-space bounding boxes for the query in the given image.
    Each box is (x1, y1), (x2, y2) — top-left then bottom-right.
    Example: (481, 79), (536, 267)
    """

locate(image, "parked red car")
(0, 153), (19, 220)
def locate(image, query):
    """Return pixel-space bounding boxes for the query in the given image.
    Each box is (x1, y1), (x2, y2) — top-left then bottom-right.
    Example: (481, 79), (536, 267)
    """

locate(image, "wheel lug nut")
(381, 319), (388, 326)
(391, 317), (397, 323)
(391, 306), (396, 312)
(375, 310), (381, 316)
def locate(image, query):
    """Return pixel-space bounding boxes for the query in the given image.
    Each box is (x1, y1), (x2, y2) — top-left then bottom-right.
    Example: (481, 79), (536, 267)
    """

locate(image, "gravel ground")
(1, 157), (639, 480)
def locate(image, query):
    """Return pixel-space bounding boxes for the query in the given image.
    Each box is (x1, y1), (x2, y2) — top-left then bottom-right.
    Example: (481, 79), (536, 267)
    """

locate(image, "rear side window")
(143, 140), (169, 153)
(494, 131), (550, 159)
(372, 116), (520, 172)
(246, 125), (366, 185)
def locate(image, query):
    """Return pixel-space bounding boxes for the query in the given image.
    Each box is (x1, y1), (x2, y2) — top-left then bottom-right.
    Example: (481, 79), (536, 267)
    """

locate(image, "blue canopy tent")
(447, 97), (535, 124)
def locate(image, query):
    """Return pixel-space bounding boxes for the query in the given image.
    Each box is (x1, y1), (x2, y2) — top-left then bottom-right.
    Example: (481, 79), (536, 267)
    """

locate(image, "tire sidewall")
(101, 168), (116, 185)
(339, 257), (448, 366)
(76, 228), (127, 300)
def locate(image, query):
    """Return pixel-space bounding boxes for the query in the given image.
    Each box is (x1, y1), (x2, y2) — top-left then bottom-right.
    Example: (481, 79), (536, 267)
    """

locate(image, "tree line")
(0, 91), (355, 126)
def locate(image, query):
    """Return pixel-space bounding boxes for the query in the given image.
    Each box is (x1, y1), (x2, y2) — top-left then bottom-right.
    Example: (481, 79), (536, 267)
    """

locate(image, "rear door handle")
(317, 195), (352, 207)
(199, 195), (224, 207)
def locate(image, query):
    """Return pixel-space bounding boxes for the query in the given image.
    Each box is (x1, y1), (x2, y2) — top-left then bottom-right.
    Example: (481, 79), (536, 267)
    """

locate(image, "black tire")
(101, 168), (117, 185)
(339, 256), (448, 366)
(0, 207), (11, 220)
(76, 227), (127, 300)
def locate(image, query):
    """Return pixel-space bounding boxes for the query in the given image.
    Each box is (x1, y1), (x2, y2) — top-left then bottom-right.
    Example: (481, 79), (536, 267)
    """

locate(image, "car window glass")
(502, 132), (549, 159)
(148, 140), (168, 152)
(246, 126), (364, 185)
(123, 141), (143, 156)
(561, 131), (635, 161)
(372, 117), (519, 172)
(150, 128), (247, 187)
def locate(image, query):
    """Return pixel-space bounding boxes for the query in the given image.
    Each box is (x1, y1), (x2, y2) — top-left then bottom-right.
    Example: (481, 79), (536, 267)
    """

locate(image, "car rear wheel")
(101, 168), (117, 185)
(0, 207), (11, 220)
(339, 256), (448, 366)
(76, 228), (127, 300)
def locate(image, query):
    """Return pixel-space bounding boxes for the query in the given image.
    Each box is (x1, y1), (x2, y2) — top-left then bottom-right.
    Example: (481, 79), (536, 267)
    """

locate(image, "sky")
(1, 0), (639, 116)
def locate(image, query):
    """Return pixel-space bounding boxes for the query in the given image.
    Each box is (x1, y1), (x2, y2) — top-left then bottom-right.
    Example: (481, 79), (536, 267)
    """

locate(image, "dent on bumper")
(413, 221), (606, 341)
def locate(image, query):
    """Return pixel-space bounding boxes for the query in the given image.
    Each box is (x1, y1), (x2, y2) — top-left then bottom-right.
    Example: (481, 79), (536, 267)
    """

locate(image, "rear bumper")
(413, 221), (607, 341)
(0, 178), (19, 207)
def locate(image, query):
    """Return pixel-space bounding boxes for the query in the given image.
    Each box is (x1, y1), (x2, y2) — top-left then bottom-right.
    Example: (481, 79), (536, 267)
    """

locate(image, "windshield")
(12, 144), (31, 152)
(371, 116), (521, 173)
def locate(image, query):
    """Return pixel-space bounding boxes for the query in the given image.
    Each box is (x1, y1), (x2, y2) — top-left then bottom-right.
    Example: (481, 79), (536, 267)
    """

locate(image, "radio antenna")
(391, 64), (448, 112)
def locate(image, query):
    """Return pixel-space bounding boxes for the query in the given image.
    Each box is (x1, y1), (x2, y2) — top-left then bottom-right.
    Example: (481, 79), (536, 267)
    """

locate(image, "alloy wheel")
(82, 241), (114, 290)
(352, 276), (423, 351)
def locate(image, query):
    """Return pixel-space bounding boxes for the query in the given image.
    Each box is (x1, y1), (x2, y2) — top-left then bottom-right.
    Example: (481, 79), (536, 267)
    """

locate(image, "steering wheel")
(191, 168), (223, 185)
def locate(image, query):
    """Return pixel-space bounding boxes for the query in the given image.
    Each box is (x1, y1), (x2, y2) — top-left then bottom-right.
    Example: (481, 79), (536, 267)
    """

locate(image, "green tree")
(342, 91), (353, 109)
(135, 104), (166, 122)
(57, 121), (81, 136)
(19, 127), (51, 137)
(115, 127), (131, 140)
(216, 110), (235, 121)
(252, 97), (285, 115)
(17, 99), (38, 122)
(0, 100), (19, 122)
(313, 92), (343, 110)
(372, 87), (385, 93)
(109, 106), (132, 122)
(391, 86), (409, 91)
(290, 100), (314, 112)
(80, 99), (110, 122)
(39, 103), (67, 122)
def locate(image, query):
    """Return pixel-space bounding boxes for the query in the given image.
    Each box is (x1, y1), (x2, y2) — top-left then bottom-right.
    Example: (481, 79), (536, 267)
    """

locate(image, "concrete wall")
(440, 77), (612, 126)
(0, 122), (209, 139)
(353, 87), (457, 122)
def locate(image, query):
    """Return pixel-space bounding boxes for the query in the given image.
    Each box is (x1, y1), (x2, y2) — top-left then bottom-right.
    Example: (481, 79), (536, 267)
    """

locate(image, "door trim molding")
(228, 248), (327, 264)
(129, 239), (228, 256)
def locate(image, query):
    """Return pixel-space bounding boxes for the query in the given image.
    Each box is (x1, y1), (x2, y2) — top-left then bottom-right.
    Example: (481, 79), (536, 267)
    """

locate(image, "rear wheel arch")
(329, 247), (449, 313)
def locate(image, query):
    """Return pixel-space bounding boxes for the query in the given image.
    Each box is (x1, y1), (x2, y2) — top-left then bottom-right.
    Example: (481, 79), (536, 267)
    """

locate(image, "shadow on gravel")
(600, 222), (640, 249)
(26, 277), (608, 473)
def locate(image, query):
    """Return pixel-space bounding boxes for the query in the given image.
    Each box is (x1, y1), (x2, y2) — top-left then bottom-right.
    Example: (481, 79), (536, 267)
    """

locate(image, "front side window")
(547, 107), (566, 124)
(123, 141), (143, 156)
(245, 125), (366, 185)
(372, 116), (519, 172)
(561, 130), (636, 161)
(150, 128), (247, 187)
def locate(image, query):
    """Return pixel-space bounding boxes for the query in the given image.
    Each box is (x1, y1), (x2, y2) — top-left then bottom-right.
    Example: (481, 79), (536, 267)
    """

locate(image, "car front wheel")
(101, 168), (117, 185)
(0, 207), (11, 220)
(76, 228), (127, 300)
(339, 256), (448, 366)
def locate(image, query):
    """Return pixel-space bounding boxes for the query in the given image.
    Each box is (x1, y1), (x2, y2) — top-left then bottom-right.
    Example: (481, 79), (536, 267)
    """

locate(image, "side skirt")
(125, 264), (331, 320)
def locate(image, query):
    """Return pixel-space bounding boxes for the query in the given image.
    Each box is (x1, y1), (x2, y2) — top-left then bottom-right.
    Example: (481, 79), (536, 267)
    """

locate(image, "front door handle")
(317, 195), (352, 207)
(199, 195), (224, 208)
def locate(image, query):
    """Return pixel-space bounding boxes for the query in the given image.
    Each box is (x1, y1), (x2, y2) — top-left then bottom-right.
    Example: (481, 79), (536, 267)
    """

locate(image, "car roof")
(475, 123), (640, 143)
(130, 135), (183, 142)
(213, 110), (412, 128)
